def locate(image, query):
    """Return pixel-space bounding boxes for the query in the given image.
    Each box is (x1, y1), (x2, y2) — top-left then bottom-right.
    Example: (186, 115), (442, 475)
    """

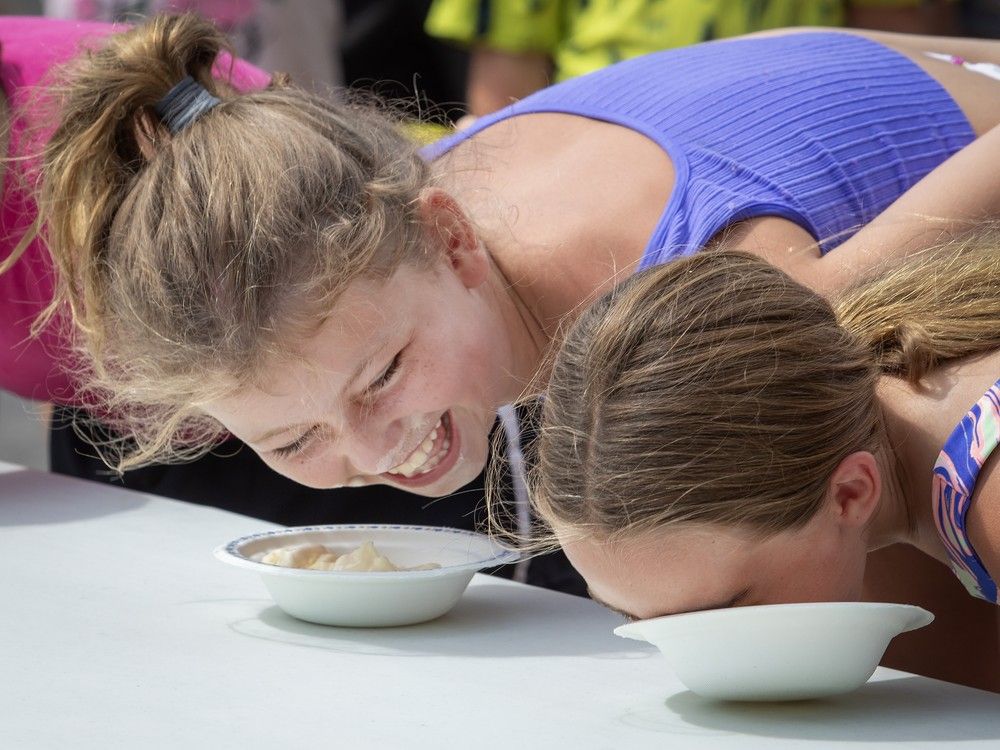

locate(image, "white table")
(3, 466), (999, 749)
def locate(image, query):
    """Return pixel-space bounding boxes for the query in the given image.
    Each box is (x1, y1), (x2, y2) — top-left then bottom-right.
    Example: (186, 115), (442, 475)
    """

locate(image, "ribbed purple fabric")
(422, 32), (974, 267)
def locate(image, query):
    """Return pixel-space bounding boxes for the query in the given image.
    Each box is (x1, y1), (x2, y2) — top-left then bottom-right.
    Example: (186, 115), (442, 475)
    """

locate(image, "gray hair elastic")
(153, 75), (221, 134)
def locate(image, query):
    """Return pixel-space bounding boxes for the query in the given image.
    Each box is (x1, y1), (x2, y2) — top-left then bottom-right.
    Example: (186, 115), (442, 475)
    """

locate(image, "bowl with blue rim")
(216, 524), (519, 627)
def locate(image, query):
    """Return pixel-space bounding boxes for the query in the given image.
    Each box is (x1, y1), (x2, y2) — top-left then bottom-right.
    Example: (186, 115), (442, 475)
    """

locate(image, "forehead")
(270, 266), (439, 380)
(318, 268), (420, 332)
(203, 268), (431, 415)
(558, 525), (759, 618)
(559, 524), (753, 570)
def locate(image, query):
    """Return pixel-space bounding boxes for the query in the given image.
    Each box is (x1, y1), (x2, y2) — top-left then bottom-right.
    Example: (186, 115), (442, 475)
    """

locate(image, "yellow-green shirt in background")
(426, 0), (932, 81)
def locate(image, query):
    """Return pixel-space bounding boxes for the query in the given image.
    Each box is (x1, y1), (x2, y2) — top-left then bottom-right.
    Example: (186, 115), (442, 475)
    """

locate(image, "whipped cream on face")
(368, 412), (445, 475)
(385, 413), (452, 478)
(261, 541), (439, 572)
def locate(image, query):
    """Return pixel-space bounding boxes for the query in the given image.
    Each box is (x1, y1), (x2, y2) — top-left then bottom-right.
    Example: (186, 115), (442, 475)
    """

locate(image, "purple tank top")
(423, 32), (974, 268)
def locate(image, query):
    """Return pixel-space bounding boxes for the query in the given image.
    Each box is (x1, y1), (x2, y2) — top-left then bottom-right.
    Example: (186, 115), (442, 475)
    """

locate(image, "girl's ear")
(417, 187), (489, 289)
(826, 451), (882, 529)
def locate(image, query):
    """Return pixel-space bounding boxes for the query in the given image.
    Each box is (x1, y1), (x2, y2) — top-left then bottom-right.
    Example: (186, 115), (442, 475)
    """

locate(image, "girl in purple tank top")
(6, 16), (1000, 688)
(15, 16), (1000, 495)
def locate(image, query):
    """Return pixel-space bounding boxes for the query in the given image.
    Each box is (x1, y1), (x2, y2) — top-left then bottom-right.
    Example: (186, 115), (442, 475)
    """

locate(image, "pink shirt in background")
(0, 16), (270, 403)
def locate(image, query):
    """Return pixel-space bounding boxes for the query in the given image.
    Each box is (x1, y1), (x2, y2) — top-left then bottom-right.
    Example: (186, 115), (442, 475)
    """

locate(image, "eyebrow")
(247, 335), (394, 446)
(587, 586), (751, 621)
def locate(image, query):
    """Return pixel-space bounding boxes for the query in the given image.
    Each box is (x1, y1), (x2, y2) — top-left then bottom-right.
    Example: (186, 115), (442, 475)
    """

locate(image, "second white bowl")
(615, 601), (934, 701)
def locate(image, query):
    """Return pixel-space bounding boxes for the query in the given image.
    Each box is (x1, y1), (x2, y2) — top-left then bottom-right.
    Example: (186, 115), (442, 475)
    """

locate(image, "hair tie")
(154, 75), (221, 134)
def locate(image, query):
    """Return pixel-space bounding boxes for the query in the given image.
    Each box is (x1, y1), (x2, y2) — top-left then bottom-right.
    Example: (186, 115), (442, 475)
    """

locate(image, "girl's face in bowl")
(558, 494), (874, 622)
(202, 254), (521, 498)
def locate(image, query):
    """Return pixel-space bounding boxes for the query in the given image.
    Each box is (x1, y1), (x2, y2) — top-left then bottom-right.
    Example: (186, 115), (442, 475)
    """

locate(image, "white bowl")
(215, 524), (519, 627)
(614, 602), (933, 701)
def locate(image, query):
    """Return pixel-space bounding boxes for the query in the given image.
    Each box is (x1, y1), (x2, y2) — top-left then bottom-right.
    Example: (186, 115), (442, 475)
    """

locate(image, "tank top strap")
(932, 379), (1000, 604)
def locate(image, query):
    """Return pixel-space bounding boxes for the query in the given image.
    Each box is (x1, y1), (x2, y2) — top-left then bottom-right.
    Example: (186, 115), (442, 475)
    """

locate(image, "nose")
(333, 416), (408, 477)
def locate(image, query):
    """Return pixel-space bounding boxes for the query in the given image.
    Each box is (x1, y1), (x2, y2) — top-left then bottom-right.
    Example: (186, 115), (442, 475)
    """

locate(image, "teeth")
(388, 415), (449, 477)
(400, 450), (428, 477)
(414, 441), (448, 475)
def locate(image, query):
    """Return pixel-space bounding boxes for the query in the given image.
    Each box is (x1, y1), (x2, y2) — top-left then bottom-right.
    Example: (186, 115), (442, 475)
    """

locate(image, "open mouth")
(383, 411), (460, 488)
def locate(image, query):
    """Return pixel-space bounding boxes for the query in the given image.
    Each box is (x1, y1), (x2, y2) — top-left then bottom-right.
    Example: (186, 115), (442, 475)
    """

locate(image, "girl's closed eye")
(272, 425), (320, 458)
(367, 350), (404, 395)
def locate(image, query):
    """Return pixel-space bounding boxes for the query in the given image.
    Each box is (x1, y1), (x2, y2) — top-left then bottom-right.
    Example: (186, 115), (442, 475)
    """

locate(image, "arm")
(794, 121), (1000, 296)
(967, 471), (1000, 611)
(466, 47), (552, 116)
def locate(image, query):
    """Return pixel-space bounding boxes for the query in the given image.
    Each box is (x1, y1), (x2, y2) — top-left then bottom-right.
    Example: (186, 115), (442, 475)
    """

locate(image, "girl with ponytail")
(530, 232), (1000, 685)
(2, 16), (468, 537)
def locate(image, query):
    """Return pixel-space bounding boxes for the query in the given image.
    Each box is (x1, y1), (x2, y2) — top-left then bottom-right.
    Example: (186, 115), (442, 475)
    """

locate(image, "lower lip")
(382, 412), (461, 489)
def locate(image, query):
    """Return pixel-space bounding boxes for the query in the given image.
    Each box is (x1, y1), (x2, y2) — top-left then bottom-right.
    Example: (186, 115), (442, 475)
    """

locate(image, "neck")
(867, 382), (951, 564)
(484, 251), (552, 403)
(866, 440), (914, 551)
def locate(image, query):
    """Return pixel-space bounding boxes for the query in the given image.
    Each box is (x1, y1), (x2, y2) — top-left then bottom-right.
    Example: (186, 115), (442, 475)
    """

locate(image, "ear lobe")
(418, 187), (489, 288)
(827, 451), (882, 528)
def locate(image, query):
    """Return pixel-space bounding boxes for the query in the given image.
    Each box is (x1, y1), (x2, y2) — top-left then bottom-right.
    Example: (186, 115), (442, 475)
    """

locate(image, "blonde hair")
(531, 231), (1000, 542)
(35, 14), (431, 469)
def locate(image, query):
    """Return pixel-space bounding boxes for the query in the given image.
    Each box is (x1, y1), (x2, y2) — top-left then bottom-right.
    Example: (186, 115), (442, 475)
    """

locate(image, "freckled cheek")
(439, 314), (503, 371)
(415, 338), (494, 402)
(399, 358), (461, 410)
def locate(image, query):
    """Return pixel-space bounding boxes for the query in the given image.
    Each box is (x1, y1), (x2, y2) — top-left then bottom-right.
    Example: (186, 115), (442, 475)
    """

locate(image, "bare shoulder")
(442, 111), (675, 283)
(710, 216), (823, 288)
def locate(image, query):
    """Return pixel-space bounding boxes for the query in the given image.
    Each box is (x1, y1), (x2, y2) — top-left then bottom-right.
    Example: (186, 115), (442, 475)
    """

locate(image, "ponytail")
(835, 227), (1000, 384)
(39, 14), (233, 344)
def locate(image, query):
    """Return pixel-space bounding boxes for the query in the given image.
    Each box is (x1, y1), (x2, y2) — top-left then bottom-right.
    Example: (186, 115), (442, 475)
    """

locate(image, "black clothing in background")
(342, 0), (468, 122)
